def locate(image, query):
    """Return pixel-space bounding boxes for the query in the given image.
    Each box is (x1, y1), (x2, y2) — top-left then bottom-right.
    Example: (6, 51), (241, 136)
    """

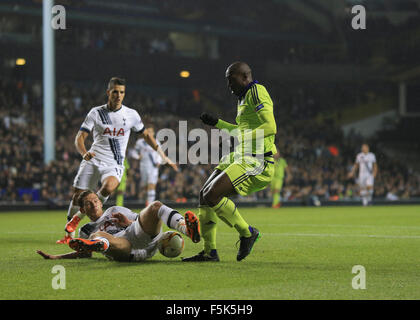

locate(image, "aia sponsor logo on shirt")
(103, 127), (125, 136)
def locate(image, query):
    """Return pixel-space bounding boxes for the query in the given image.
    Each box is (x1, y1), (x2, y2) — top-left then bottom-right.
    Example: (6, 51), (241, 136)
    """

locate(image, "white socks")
(93, 237), (110, 252)
(66, 200), (80, 237)
(157, 205), (186, 235)
(360, 189), (371, 206)
(147, 190), (156, 204)
(67, 200), (80, 221)
(368, 189), (373, 202)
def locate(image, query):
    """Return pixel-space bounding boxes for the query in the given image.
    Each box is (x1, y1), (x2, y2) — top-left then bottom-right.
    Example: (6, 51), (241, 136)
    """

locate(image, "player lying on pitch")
(37, 190), (200, 262)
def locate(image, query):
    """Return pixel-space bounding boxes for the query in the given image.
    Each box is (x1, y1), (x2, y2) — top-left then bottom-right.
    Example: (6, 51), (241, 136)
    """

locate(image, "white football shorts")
(118, 217), (162, 252)
(73, 159), (125, 190)
(358, 175), (374, 188)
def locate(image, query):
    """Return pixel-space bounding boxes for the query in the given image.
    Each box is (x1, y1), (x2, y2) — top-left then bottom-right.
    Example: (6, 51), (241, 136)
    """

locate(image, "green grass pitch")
(0, 205), (419, 300)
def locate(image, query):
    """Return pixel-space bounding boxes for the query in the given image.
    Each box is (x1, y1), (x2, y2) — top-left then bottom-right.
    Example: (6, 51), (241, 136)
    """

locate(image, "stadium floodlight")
(180, 70), (190, 78)
(15, 58), (26, 66)
(43, 0), (56, 164)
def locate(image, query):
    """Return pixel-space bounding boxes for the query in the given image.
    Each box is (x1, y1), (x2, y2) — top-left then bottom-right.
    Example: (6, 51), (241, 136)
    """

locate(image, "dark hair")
(108, 77), (126, 90)
(77, 190), (95, 208)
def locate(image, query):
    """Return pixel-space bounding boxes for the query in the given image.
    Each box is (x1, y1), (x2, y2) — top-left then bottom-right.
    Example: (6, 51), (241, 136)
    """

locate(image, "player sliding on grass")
(182, 61), (277, 262)
(38, 190), (200, 262)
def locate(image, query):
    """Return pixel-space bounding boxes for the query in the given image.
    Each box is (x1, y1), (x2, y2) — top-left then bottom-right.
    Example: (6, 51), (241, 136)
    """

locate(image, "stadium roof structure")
(3, 0), (420, 45)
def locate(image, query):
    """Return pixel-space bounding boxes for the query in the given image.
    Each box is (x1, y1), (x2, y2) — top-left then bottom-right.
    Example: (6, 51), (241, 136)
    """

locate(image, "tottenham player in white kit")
(57, 77), (177, 244)
(133, 127), (162, 206)
(39, 190), (200, 262)
(348, 144), (378, 206)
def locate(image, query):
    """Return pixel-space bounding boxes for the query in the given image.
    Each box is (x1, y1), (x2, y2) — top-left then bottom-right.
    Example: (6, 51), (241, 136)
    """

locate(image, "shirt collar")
(105, 104), (123, 112)
(239, 80), (258, 100)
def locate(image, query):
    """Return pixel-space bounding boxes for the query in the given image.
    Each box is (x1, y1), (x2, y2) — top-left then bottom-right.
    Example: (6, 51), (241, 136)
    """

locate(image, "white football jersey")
(80, 104), (144, 166)
(356, 152), (376, 177)
(78, 206), (138, 239)
(134, 138), (162, 167)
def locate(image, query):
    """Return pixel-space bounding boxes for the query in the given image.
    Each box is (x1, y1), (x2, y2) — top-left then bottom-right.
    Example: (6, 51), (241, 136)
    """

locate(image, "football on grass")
(158, 231), (184, 258)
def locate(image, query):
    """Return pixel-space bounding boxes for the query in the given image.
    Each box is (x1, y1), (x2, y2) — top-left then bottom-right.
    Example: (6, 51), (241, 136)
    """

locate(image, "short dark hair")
(108, 77), (126, 90)
(77, 190), (95, 208)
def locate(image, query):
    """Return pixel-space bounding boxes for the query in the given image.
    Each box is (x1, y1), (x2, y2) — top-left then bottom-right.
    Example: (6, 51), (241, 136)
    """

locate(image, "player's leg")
(146, 165), (159, 205)
(56, 188), (85, 243)
(138, 201), (164, 237)
(271, 174), (284, 208)
(57, 161), (99, 243)
(203, 169), (261, 261)
(360, 184), (369, 206)
(146, 183), (156, 206)
(366, 177), (374, 205)
(359, 176), (369, 206)
(98, 175), (120, 203)
(116, 167), (128, 206)
(143, 200), (200, 243)
(139, 166), (149, 205)
(199, 169), (221, 249)
(202, 172), (251, 236)
(272, 188), (280, 208)
(70, 231), (132, 262)
(182, 170), (222, 262)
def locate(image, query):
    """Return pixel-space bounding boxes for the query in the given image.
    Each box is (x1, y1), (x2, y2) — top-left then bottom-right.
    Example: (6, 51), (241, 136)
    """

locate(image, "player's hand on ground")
(111, 212), (132, 228)
(82, 152), (96, 161)
(36, 250), (57, 260)
(200, 113), (218, 126)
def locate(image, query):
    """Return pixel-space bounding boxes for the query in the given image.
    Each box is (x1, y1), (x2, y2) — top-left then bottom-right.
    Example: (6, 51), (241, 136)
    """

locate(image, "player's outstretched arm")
(36, 250), (92, 260)
(140, 128), (179, 172)
(201, 112), (239, 136)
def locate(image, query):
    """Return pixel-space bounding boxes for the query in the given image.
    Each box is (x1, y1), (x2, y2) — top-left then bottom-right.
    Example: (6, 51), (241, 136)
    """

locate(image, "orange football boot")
(65, 215), (81, 233)
(69, 238), (109, 253)
(56, 235), (72, 244)
(184, 211), (201, 243)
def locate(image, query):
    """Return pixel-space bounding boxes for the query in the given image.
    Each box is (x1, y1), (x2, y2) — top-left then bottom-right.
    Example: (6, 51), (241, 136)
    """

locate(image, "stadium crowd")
(4, 6), (420, 66)
(1, 78), (420, 205)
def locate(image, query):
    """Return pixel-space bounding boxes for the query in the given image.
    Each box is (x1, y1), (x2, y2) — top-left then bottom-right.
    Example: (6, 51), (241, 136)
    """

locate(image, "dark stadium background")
(1, 0), (420, 210)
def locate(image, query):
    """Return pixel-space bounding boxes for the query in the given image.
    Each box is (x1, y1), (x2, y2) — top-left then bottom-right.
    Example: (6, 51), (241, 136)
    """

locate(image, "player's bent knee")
(142, 201), (162, 223)
(149, 200), (162, 212)
(100, 186), (114, 196)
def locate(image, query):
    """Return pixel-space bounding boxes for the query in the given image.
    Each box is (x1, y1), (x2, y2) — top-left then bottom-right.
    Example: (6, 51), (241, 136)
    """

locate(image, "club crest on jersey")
(103, 127), (125, 136)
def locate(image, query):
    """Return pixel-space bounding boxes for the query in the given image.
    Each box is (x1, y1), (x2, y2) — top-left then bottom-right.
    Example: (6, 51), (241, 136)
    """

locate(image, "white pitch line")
(1, 231), (58, 234)
(257, 223), (420, 230)
(254, 232), (420, 239)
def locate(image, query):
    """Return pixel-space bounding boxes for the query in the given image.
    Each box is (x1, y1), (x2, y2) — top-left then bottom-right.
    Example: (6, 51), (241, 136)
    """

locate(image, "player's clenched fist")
(200, 113), (218, 126)
(82, 152), (96, 161)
